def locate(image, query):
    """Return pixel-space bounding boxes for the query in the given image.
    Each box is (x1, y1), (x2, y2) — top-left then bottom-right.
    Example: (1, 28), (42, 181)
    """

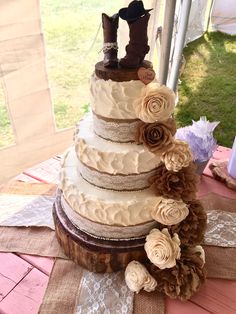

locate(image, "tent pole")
(168, 0), (192, 91)
(159, 0), (177, 85)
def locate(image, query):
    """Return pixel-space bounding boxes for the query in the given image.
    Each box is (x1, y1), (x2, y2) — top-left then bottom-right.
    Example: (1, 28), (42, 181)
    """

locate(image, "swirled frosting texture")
(59, 147), (163, 226)
(74, 114), (161, 175)
(90, 74), (146, 119)
(61, 195), (159, 239)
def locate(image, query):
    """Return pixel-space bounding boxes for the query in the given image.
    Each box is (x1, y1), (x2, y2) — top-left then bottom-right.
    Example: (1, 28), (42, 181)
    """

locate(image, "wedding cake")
(54, 1), (207, 301)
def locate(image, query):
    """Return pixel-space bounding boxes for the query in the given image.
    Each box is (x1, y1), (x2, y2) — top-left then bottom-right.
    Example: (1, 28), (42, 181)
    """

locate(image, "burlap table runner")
(0, 225), (235, 314)
(0, 185), (236, 313)
(39, 259), (83, 314)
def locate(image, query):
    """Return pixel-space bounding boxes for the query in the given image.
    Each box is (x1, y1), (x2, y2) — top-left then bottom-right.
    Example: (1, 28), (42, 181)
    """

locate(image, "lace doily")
(204, 210), (236, 247)
(76, 271), (133, 314)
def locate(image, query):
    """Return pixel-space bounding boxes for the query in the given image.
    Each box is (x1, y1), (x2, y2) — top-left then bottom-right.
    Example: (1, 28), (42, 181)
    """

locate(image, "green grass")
(0, 83), (15, 148)
(40, 0), (124, 130)
(176, 32), (236, 147)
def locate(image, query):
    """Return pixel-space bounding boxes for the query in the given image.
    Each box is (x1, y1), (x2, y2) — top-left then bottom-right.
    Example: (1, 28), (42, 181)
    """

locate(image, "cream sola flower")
(161, 139), (193, 172)
(125, 261), (157, 293)
(134, 84), (175, 123)
(151, 198), (189, 225)
(145, 228), (181, 269)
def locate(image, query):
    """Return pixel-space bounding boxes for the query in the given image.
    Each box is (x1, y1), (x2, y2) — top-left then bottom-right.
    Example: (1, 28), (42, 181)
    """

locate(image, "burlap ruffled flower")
(125, 261), (157, 293)
(148, 246), (206, 301)
(135, 119), (176, 153)
(134, 84), (175, 123)
(161, 140), (193, 172)
(150, 162), (199, 202)
(145, 228), (181, 269)
(152, 198), (189, 225)
(187, 245), (205, 265)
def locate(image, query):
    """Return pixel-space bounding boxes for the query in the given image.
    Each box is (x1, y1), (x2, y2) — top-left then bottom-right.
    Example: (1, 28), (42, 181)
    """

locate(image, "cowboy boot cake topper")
(102, 0), (153, 69)
(102, 13), (119, 68)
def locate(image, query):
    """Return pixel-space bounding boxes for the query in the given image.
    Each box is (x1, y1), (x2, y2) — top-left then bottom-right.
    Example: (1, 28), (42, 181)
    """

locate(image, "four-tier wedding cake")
(54, 1), (207, 301)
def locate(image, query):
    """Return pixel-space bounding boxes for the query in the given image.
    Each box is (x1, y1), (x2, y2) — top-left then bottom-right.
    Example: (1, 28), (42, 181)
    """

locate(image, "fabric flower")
(148, 246), (206, 300)
(136, 118), (176, 153)
(165, 200), (207, 246)
(161, 140), (193, 172)
(145, 228), (181, 269)
(134, 84), (175, 123)
(125, 261), (157, 293)
(187, 246), (205, 265)
(150, 162), (199, 202)
(151, 198), (189, 225)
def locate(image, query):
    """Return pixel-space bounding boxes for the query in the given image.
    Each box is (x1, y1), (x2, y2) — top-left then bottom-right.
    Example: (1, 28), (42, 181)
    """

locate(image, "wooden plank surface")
(23, 157), (60, 184)
(198, 175), (236, 199)
(0, 267), (49, 314)
(166, 299), (209, 314)
(18, 254), (54, 276)
(191, 279), (236, 314)
(0, 253), (33, 302)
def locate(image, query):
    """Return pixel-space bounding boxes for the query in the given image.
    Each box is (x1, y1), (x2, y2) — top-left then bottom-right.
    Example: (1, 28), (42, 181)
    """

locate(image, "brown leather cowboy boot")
(119, 14), (150, 68)
(102, 13), (119, 68)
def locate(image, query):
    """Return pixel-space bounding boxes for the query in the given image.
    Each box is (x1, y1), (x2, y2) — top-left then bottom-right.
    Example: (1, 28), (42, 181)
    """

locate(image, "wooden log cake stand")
(53, 191), (147, 273)
(95, 60), (153, 81)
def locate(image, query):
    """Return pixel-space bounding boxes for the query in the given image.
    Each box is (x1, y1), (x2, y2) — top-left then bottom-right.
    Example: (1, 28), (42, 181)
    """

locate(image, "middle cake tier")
(74, 113), (161, 191)
(60, 146), (164, 227)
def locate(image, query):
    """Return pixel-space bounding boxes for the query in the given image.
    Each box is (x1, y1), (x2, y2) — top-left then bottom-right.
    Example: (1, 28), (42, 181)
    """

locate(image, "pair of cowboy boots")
(102, 13), (150, 68)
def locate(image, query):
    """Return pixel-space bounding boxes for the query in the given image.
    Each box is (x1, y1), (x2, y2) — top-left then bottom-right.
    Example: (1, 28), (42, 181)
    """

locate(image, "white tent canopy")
(212, 0), (236, 35)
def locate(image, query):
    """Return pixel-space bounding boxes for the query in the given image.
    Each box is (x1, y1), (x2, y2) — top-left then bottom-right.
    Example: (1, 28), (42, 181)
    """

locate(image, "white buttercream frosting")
(74, 114), (160, 175)
(90, 74), (146, 119)
(61, 195), (159, 240)
(59, 147), (163, 226)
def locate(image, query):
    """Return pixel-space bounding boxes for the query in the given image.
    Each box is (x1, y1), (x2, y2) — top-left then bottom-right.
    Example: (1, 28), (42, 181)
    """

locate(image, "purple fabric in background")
(176, 117), (220, 162)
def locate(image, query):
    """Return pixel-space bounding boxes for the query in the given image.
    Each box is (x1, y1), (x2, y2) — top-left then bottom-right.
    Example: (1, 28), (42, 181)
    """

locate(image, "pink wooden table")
(0, 148), (236, 314)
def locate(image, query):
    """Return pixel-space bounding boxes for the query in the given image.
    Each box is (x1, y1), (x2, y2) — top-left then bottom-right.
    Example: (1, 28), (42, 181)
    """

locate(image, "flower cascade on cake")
(124, 8), (207, 297)
(54, 0), (207, 302)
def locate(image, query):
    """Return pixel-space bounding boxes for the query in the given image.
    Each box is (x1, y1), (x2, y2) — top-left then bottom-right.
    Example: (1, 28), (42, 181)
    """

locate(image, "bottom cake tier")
(53, 190), (148, 273)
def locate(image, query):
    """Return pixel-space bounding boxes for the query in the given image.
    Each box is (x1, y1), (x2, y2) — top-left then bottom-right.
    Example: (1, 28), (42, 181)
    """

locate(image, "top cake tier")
(90, 65), (158, 121)
(90, 73), (145, 120)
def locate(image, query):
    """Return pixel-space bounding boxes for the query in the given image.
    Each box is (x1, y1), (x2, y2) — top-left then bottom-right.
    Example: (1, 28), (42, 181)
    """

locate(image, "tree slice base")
(209, 160), (236, 191)
(95, 60), (152, 82)
(53, 192), (147, 273)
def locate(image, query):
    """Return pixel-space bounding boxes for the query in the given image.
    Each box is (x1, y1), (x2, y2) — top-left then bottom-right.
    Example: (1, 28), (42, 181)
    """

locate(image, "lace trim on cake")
(78, 160), (157, 191)
(61, 195), (158, 240)
(93, 113), (141, 143)
(102, 42), (118, 53)
(204, 210), (236, 247)
(76, 271), (133, 314)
